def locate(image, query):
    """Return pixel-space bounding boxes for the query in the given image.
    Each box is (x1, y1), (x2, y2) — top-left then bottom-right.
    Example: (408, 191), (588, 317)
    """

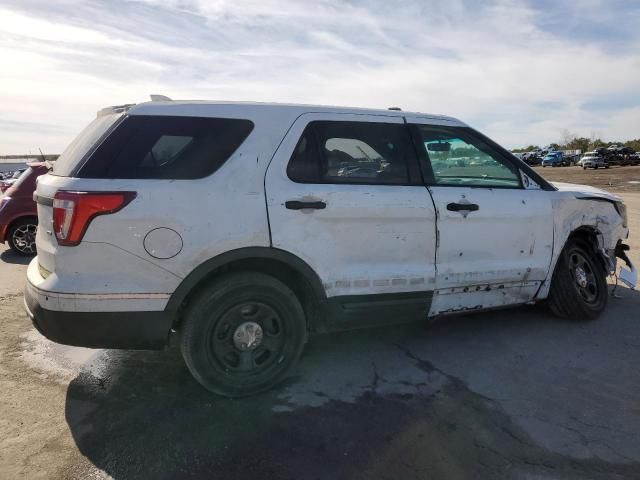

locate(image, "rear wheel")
(180, 272), (307, 397)
(548, 239), (608, 320)
(7, 218), (38, 256)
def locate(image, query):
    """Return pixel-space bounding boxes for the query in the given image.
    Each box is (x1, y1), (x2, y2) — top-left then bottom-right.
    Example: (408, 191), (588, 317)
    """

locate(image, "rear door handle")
(285, 200), (327, 210)
(446, 202), (479, 212)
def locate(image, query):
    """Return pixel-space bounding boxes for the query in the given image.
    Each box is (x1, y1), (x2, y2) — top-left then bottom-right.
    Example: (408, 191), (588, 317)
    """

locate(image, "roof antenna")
(38, 148), (46, 162)
(150, 94), (172, 101)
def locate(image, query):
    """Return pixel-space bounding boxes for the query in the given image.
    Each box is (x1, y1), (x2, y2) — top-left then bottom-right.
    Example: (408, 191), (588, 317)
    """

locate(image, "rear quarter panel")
(35, 106), (300, 297)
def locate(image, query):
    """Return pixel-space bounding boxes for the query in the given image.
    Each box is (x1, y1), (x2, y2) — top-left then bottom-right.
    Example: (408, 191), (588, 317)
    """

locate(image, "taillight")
(52, 191), (136, 246)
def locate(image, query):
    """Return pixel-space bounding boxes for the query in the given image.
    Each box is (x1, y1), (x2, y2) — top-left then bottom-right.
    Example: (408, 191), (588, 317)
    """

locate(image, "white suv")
(25, 100), (636, 396)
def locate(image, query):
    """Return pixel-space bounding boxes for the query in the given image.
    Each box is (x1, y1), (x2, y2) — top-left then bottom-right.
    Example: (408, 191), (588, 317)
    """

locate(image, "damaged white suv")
(25, 100), (636, 396)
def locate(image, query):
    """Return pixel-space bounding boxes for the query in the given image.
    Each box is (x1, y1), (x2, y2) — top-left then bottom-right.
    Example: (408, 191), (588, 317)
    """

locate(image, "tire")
(547, 239), (608, 320)
(7, 218), (38, 256)
(583, 166), (587, 170)
(180, 272), (307, 397)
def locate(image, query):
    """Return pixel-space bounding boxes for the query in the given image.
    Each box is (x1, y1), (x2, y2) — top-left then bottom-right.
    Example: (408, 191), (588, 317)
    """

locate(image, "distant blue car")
(541, 152), (568, 167)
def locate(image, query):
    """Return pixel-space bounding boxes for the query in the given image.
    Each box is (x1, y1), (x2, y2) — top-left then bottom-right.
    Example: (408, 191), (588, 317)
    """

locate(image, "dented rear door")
(265, 113), (438, 326)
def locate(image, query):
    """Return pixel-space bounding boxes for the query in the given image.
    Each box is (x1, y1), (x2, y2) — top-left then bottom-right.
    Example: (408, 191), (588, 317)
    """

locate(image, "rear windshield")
(77, 115), (254, 179)
(52, 113), (123, 176)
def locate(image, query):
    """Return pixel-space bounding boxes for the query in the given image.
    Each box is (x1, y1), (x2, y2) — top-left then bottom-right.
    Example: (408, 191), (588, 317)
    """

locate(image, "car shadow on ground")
(0, 249), (32, 265)
(65, 292), (640, 480)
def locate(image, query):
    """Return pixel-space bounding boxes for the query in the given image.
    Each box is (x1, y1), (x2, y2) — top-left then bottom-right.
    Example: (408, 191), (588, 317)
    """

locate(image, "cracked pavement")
(1, 193), (639, 479)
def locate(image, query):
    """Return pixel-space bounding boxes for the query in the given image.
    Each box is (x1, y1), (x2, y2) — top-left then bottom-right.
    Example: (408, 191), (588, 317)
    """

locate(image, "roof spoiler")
(97, 103), (135, 118)
(96, 95), (171, 117)
(150, 94), (172, 101)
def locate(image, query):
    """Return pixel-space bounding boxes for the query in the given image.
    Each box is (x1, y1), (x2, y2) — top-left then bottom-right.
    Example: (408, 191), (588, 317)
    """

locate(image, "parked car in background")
(521, 152), (541, 166)
(541, 151), (568, 167)
(0, 169), (26, 193)
(581, 154), (608, 169)
(0, 163), (49, 255)
(24, 100), (634, 397)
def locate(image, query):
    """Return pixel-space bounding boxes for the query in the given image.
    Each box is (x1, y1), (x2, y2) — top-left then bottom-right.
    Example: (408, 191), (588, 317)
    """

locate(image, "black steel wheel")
(8, 218), (38, 256)
(548, 239), (608, 320)
(180, 272), (307, 397)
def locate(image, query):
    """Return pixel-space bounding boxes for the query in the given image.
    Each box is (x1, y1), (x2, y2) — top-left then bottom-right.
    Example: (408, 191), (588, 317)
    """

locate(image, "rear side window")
(287, 121), (417, 185)
(77, 115), (254, 179)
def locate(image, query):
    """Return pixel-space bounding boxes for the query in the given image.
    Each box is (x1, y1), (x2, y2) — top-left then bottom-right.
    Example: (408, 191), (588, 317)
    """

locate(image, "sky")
(0, 0), (639, 154)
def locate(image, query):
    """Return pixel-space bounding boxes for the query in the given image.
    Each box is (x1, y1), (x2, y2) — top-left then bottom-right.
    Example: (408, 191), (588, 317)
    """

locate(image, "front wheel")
(547, 239), (608, 320)
(7, 218), (38, 256)
(180, 272), (307, 397)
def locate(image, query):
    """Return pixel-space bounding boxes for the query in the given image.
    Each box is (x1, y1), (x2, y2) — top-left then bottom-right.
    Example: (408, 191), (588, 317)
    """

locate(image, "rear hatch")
(35, 110), (125, 274)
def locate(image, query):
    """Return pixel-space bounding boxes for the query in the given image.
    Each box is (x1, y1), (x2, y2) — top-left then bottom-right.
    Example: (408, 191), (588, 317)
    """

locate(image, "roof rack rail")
(388, 107), (402, 111)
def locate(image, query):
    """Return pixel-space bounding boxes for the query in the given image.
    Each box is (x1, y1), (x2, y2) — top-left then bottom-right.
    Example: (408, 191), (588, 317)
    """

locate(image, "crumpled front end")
(537, 183), (635, 298)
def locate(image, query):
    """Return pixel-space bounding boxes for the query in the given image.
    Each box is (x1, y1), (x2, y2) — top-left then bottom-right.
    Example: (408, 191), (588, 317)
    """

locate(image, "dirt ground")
(1, 175), (639, 479)
(532, 164), (640, 193)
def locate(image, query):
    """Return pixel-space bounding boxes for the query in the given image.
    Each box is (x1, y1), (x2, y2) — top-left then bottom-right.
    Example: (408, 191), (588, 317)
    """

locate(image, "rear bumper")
(24, 268), (175, 350)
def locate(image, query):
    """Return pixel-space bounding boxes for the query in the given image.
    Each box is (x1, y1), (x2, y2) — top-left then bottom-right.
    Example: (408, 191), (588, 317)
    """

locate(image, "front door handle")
(446, 202), (479, 212)
(285, 200), (327, 210)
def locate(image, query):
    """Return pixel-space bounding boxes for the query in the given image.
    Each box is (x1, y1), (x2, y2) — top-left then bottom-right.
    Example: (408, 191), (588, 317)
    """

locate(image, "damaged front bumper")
(615, 243), (637, 289)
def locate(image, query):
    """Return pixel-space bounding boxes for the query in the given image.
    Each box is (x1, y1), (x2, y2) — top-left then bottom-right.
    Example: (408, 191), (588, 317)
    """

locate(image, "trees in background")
(513, 135), (639, 152)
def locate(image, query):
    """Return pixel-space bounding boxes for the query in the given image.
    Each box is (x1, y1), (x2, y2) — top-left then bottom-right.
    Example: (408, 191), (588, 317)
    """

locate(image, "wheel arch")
(560, 225), (615, 277)
(7, 214), (38, 230)
(5, 215), (38, 244)
(166, 247), (328, 333)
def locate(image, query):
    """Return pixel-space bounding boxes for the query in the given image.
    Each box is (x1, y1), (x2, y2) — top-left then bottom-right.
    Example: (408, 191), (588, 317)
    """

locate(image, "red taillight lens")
(52, 191), (136, 246)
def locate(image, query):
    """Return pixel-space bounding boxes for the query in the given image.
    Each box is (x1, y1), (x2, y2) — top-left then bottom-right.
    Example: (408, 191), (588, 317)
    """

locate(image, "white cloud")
(0, 0), (638, 154)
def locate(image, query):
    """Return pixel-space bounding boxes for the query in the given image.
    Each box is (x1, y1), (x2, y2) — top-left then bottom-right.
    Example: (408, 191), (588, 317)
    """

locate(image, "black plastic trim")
(33, 193), (53, 206)
(25, 287), (172, 350)
(324, 291), (433, 331)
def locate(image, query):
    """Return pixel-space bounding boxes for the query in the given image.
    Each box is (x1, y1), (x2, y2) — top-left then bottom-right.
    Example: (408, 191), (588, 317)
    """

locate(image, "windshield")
(52, 113), (123, 176)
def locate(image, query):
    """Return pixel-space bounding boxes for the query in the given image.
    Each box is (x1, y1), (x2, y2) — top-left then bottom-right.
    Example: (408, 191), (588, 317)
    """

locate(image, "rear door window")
(287, 121), (418, 185)
(77, 115), (254, 179)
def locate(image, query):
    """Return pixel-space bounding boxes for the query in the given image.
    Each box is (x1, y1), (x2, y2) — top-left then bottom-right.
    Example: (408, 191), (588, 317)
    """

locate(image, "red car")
(0, 163), (49, 255)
